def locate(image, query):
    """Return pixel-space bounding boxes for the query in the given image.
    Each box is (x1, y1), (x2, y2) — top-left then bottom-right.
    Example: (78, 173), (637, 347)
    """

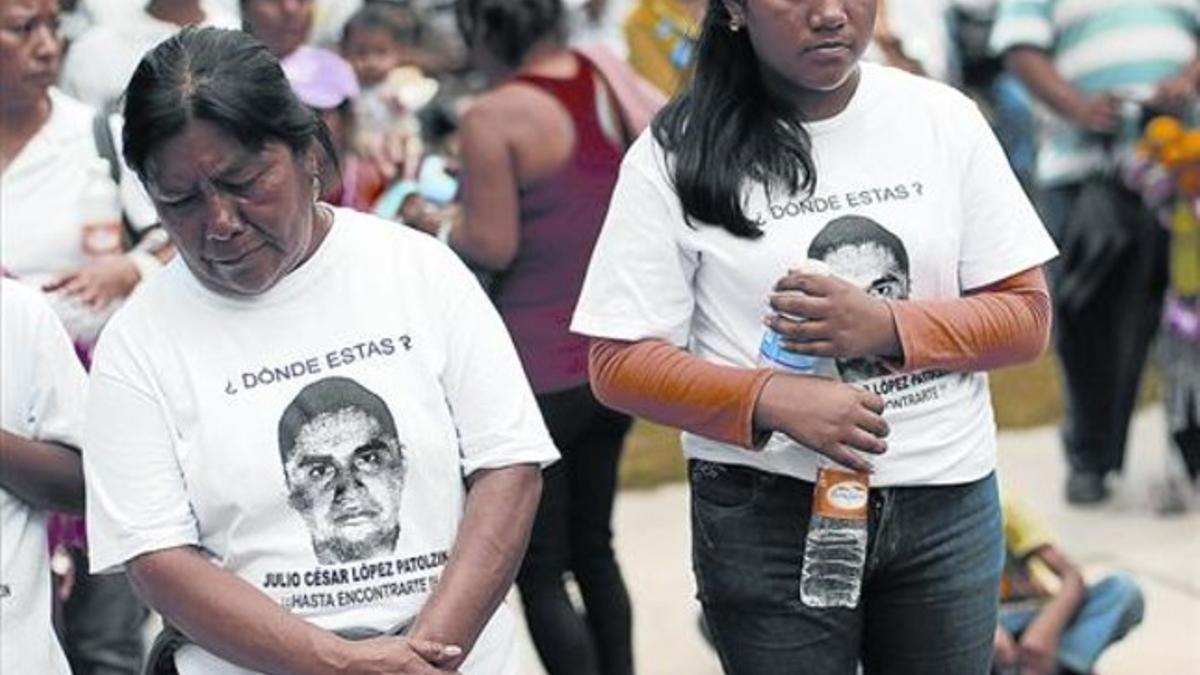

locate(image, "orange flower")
(1179, 130), (1200, 163)
(1178, 167), (1200, 196)
(1146, 116), (1185, 148)
(1162, 143), (1187, 169)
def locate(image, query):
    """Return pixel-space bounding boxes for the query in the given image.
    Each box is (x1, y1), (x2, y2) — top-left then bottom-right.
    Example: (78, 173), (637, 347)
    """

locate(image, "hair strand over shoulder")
(652, 1), (817, 239)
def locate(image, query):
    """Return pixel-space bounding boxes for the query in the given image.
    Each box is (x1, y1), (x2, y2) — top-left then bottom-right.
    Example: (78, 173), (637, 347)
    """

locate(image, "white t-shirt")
(0, 89), (157, 341)
(572, 63), (1058, 487)
(61, 3), (239, 110)
(0, 280), (88, 675)
(84, 209), (558, 674)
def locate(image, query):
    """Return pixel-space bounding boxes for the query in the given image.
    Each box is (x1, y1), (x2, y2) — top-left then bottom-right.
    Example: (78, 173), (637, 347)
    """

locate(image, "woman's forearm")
(886, 267), (1051, 372)
(128, 547), (349, 675)
(1005, 47), (1091, 122)
(0, 429), (84, 512)
(589, 338), (774, 449)
(446, 210), (517, 272)
(407, 463), (542, 666)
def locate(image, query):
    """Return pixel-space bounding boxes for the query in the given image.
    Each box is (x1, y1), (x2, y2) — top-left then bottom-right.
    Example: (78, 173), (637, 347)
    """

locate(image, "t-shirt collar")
(804, 62), (879, 137)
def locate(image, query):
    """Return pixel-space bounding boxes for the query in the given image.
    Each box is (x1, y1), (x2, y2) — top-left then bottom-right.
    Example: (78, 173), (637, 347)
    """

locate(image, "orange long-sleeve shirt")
(588, 267), (1051, 448)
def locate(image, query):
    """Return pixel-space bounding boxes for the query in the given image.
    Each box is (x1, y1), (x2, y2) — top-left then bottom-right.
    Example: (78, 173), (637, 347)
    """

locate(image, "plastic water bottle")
(45, 160), (124, 342)
(757, 258), (839, 379)
(799, 466), (869, 608)
(755, 259), (869, 608)
(78, 159), (124, 257)
(757, 259), (839, 455)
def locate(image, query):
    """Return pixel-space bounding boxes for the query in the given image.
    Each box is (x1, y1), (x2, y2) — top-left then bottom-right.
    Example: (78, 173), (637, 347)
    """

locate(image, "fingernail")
(442, 645), (463, 657)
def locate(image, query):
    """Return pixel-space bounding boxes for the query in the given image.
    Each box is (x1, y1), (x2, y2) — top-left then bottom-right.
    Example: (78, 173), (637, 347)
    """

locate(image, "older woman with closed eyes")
(81, 27), (557, 675)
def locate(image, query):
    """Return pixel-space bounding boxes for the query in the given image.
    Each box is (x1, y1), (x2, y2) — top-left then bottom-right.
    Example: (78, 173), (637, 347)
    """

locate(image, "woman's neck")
(513, 41), (572, 79)
(0, 94), (52, 173)
(768, 66), (862, 122)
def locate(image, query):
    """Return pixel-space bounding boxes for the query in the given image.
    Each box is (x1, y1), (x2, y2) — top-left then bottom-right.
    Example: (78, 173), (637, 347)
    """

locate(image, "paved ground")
(511, 407), (1200, 674)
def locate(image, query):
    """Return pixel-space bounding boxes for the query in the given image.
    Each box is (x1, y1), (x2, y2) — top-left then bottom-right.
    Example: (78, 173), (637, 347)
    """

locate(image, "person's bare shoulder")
(464, 82), (565, 134)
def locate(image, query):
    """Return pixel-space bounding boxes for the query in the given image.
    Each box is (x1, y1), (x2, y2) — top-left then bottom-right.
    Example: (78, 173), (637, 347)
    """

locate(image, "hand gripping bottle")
(757, 259), (840, 379)
(757, 258), (841, 457)
(49, 160), (124, 343)
(756, 259), (870, 608)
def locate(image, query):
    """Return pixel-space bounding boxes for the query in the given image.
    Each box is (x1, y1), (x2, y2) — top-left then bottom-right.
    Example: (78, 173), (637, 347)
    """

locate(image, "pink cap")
(282, 46), (360, 110)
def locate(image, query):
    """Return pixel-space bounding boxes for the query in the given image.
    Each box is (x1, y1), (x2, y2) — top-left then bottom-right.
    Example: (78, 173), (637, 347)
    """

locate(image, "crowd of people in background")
(1, 0), (1195, 673)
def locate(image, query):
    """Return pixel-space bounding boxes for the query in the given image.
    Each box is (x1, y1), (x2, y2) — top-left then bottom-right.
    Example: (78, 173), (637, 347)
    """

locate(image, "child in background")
(340, 2), (434, 139)
(282, 46), (388, 211)
(993, 494), (1144, 675)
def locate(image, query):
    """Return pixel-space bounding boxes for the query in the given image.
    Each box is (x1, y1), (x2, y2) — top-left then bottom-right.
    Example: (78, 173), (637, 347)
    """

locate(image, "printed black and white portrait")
(278, 377), (406, 564)
(808, 215), (911, 382)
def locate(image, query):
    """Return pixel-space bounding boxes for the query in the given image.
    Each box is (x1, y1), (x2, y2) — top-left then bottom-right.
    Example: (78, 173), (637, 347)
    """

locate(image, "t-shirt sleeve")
(3, 283), (91, 451)
(989, 0), (1055, 55)
(84, 332), (199, 574)
(433, 249), (559, 476)
(21, 291), (89, 449)
(571, 135), (699, 346)
(956, 103), (1058, 291)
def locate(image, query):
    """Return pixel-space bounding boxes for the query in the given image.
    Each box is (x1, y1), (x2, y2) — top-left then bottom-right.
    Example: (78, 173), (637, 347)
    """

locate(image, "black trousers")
(62, 547), (149, 675)
(1038, 182), (1168, 475)
(516, 385), (634, 675)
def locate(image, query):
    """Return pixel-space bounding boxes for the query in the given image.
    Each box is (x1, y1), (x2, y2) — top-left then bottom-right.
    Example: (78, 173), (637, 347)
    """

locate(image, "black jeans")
(690, 461), (1003, 675)
(1038, 182), (1168, 475)
(62, 548), (148, 675)
(516, 385), (634, 675)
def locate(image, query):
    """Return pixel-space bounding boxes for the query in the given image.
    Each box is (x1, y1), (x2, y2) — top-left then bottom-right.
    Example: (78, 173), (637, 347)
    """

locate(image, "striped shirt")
(991, 0), (1198, 186)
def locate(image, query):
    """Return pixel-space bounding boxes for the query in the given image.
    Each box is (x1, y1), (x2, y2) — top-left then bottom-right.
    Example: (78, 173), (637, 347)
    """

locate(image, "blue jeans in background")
(689, 461), (1003, 675)
(996, 573), (1144, 675)
(990, 73), (1037, 191)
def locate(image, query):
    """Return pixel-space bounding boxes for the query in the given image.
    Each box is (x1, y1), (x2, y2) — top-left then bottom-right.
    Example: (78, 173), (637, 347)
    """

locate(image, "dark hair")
(278, 377), (400, 464)
(808, 215), (909, 274)
(455, 0), (563, 69)
(342, 2), (422, 47)
(652, 0), (817, 239)
(122, 27), (337, 180)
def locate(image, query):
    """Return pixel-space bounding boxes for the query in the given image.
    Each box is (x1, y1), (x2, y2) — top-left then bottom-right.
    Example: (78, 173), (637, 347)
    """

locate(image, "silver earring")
(312, 174), (321, 199)
(729, 17), (742, 32)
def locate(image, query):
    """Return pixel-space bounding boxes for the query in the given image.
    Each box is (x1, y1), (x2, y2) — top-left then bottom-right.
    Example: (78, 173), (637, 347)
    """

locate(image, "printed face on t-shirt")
(283, 406), (405, 564)
(808, 215), (910, 382)
(820, 242), (908, 301)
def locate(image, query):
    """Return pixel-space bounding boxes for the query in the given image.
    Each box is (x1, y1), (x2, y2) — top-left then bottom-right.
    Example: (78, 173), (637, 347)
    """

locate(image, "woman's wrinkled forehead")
(144, 121), (245, 173)
(141, 119), (296, 195)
